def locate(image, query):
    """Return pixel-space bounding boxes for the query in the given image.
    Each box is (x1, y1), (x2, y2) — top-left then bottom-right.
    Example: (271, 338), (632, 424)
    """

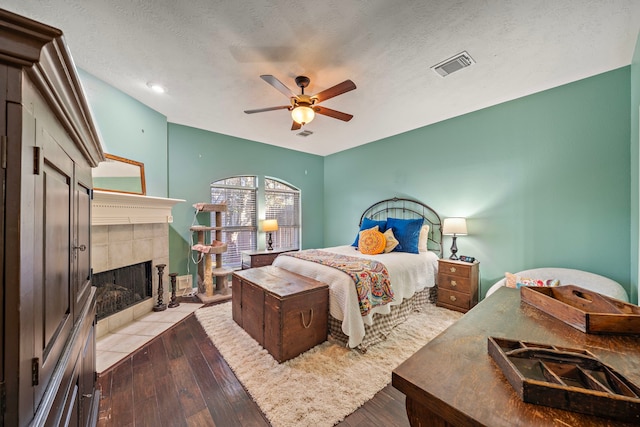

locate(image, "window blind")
(265, 178), (300, 250)
(211, 177), (257, 268)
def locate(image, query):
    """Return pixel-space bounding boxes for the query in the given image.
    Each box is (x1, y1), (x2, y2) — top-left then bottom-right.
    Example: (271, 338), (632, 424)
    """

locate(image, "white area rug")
(195, 302), (462, 427)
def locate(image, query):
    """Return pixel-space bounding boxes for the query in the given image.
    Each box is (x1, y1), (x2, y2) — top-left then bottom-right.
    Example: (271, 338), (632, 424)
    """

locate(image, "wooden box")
(521, 285), (640, 334)
(232, 266), (329, 362)
(488, 337), (640, 423)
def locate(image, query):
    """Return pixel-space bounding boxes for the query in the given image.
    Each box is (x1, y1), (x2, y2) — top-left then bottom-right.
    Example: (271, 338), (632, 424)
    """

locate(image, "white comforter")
(272, 245), (439, 348)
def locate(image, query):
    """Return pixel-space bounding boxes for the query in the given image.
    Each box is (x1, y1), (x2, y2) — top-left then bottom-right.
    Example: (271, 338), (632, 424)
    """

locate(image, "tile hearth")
(96, 302), (203, 373)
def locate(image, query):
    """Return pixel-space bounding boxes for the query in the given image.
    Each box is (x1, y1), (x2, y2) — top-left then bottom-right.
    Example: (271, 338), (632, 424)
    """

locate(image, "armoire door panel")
(74, 183), (91, 318)
(33, 126), (75, 406)
(0, 64), (8, 427)
(17, 100), (38, 422)
(43, 163), (71, 349)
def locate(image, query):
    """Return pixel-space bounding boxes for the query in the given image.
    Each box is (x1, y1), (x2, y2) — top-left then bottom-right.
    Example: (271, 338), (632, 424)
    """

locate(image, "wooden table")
(392, 287), (640, 427)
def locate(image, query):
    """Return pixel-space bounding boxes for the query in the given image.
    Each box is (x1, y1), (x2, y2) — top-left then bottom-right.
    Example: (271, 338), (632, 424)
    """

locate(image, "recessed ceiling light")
(146, 82), (167, 93)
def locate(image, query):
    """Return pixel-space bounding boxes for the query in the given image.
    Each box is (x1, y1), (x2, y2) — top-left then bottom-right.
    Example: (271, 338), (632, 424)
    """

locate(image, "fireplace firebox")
(93, 261), (153, 319)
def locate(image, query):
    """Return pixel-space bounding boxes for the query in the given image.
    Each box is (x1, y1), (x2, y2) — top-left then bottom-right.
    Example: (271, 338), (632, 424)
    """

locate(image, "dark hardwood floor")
(97, 305), (411, 427)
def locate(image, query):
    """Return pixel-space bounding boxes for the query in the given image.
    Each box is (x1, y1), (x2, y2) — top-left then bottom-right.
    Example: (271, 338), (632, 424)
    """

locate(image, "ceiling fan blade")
(311, 80), (356, 103)
(313, 106), (353, 122)
(244, 105), (290, 114)
(261, 75), (297, 98)
(291, 121), (302, 131)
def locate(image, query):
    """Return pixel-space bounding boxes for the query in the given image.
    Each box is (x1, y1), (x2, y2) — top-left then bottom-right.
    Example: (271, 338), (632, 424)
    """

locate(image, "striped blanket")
(281, 249), (393, 316)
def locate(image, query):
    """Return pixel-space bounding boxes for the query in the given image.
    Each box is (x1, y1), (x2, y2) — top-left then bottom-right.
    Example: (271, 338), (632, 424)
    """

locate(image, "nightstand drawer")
(241, 248), (298, 269)
(251, 253), (278, 268)
(441, 263), (472, 279)
(438, 274), (472, 293)
(438, 288), (471, 311)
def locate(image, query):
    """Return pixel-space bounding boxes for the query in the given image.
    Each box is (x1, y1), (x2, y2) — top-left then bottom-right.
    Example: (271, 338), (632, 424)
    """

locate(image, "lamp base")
(449, 235), (459, 260)
(267, 232), (274, 251)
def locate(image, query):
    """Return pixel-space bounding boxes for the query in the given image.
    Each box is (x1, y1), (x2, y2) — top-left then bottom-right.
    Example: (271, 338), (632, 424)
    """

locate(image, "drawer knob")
(451, 280), (457, 287)
(449, 295), (457, 302)
(449, 267), (456, 273)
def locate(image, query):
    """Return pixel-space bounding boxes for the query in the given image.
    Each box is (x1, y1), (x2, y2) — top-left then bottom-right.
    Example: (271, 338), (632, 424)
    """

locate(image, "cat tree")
(190, 203), (232, 303)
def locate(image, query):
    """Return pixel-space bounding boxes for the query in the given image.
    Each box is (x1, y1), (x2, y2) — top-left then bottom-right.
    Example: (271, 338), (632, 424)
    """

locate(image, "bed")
(272, 197), (442, 351)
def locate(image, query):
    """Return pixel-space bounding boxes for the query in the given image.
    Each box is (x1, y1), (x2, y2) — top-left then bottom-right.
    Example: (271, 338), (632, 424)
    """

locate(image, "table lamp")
(442, 217), (467, 260)
(263, 219), (278, 251)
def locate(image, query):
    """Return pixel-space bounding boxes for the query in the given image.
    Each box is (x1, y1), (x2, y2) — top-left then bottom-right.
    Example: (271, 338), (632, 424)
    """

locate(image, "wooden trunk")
(232, 266), (328, 362)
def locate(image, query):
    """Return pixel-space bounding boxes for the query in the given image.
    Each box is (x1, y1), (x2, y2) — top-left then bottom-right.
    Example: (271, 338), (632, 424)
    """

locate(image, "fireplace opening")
(93, 260), (153, 320)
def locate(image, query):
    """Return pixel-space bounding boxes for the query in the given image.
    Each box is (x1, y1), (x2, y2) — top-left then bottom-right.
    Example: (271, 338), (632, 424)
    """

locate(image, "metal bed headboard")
(359, 197), (443, 257)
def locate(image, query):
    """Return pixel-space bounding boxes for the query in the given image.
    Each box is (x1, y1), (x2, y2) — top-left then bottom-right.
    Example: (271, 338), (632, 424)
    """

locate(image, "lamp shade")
(443, 217), (467, 236)
(263, 219), (279, 232)
(291, 105), (315, 125)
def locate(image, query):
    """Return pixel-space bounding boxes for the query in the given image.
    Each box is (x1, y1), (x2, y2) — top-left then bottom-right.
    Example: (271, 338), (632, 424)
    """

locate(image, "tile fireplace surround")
(92, 190), (184, 339)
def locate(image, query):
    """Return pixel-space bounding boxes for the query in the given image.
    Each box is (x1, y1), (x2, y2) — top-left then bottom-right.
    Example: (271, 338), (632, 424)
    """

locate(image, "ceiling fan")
(244, 75), (356, 130)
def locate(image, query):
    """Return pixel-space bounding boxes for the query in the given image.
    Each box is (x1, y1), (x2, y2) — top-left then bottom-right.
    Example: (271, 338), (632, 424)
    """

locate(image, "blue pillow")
(352, 217), (387, 247)
(386, 217), (424, 254)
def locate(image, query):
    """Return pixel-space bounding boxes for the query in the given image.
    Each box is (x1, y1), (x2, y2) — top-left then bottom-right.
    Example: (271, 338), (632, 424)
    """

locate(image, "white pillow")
(383, 228), (400, 253)
(418, 225), (430, 252)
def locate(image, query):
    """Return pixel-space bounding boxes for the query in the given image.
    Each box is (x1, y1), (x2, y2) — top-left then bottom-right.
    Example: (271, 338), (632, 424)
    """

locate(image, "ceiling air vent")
(431, 51), (475, 77)
(296, 130), (313, 137)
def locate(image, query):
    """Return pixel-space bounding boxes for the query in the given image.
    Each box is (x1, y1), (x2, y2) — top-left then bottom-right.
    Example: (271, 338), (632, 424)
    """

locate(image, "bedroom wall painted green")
(166, 124), (324, 277)
(79, 66), (635, 303)
(78, 70), (169, 197)
(324, 67), (632, 301)
(631, 32), (640, 305)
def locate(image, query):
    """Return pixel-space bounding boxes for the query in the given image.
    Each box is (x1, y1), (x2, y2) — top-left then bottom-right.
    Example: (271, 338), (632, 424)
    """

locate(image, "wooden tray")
(520, 285), (640, 334)
(488, 337), (640, 422)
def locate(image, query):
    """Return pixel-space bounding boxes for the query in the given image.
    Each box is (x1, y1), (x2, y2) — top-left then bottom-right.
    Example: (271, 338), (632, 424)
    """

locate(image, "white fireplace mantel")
(92, 190), (185, 225)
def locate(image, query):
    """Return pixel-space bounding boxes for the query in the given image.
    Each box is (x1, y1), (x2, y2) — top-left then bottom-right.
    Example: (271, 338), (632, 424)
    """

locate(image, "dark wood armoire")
(0, 9), (105, 426)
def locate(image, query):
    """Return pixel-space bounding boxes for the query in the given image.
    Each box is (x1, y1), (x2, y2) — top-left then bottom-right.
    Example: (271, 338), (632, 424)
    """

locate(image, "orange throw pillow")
(358, 227), (386, 255)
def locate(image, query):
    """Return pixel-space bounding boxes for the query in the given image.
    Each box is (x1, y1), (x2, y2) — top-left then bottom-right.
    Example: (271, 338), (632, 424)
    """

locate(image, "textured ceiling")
(3, 1), (640, 156)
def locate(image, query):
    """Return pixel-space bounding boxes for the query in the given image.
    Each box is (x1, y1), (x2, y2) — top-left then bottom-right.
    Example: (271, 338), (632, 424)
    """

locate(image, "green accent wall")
(325, 68), (632, 301)
(631, 32), (640, 305)
(167, 124), (324, 277)
(78, 70), (169, 197)
(80, 64), (637, 304)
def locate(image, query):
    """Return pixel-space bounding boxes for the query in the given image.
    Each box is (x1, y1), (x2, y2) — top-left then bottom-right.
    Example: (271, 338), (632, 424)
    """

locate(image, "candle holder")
(168, 272), (180, 308)
(153, 263), (167, 312)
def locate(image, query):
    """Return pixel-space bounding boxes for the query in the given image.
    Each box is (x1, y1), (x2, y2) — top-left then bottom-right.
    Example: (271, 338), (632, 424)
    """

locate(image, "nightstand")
(436, 258), (479, 313)
(241, 248), (298, 269)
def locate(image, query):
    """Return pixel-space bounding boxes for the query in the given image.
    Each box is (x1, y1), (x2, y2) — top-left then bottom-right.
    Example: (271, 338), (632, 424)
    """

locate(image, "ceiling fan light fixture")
(291, 104), (315, 125)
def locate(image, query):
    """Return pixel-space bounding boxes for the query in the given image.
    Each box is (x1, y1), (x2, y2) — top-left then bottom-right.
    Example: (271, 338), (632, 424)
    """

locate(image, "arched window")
(265, 177), (301, 252)
(211, 176), (300, 268)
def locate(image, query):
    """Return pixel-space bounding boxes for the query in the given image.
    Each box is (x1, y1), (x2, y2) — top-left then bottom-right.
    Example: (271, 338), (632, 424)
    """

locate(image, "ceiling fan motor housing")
(295, 75), (311, 90)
